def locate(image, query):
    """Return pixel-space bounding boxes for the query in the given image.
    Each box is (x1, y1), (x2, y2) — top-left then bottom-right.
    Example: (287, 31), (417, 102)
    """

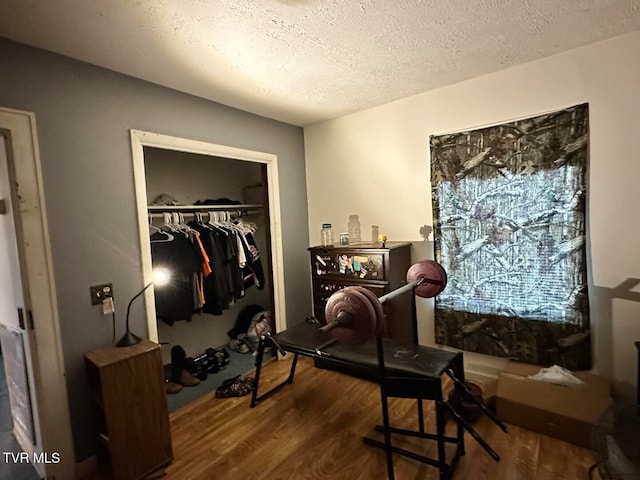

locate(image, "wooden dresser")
(85, 340), (173, 480)
(308, 241), (415, 344)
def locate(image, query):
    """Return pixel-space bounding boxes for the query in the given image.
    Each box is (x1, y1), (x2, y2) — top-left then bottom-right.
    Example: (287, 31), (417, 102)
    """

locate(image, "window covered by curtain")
(430, 103), (591, 369)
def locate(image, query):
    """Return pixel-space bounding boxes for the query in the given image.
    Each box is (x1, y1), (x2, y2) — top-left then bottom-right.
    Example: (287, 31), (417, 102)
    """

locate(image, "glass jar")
(347, 214), (361, 244)
(320, 223), (333, 246)
(371, 225), (380, 243)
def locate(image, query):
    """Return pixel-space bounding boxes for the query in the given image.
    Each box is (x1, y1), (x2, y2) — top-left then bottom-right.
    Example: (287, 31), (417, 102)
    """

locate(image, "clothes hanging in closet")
(241, 230), (266, 291)
(150, 213), (265, 325)
(151, 230), (202, 325)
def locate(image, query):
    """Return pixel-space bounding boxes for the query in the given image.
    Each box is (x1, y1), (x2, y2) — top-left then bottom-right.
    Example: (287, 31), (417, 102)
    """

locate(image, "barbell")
(320, 260), (447, 345)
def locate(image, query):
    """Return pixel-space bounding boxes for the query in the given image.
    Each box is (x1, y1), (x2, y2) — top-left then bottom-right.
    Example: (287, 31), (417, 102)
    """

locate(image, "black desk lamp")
(116, 268), (170, 348)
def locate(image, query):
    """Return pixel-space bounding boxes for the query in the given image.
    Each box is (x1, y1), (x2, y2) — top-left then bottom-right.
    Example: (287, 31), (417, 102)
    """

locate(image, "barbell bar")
(320, 260), (448, 345)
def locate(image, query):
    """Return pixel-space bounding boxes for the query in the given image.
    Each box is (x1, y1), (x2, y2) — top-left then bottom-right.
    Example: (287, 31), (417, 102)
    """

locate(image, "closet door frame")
(130, 129), (287, 341)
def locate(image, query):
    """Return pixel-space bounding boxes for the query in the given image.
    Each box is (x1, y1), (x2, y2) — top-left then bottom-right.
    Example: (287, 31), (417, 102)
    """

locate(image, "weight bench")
(250, 318), (506, 480)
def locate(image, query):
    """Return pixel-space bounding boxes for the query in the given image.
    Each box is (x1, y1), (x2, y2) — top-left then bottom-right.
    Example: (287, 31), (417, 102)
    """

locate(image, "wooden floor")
(158, 355), (600, 480)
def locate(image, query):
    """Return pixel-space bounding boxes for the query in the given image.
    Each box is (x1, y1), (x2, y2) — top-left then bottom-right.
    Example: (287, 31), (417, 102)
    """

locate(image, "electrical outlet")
(90, 283), (113, 305)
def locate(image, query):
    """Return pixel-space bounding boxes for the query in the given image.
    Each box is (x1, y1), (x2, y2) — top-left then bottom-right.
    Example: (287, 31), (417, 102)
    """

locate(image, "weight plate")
(324, 288), (377, 345)
(406, 260), (448, 298)
(347, 286), (385, 336)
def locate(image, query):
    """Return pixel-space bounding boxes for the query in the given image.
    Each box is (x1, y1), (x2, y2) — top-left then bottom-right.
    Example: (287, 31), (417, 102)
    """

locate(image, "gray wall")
(0, 37), (311, 461)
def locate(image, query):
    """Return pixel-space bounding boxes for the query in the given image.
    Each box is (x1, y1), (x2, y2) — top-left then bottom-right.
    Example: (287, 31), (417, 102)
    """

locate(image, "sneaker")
(229, 338), (250, 354)
(213, 348), (230, 368)
(185, 357), (208, 381)
(237, 333), (255, 352)
(205, 357), (220, 374)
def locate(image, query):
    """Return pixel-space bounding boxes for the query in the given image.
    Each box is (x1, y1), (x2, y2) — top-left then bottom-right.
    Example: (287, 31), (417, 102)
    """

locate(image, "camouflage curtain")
(430, 103), (591, 369)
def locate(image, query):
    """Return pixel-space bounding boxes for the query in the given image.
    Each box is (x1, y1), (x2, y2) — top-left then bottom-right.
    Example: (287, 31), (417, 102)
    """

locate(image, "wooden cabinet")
(309, 242), (415, 344)
(85, 340), (173, 480)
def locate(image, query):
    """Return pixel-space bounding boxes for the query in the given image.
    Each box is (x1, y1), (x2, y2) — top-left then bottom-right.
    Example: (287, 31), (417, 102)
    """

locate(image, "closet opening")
(130, 130), (286, 412)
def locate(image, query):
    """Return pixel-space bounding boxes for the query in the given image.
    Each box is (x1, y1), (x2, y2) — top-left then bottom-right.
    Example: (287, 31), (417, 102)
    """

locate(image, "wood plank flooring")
(160, 356), (600, 480)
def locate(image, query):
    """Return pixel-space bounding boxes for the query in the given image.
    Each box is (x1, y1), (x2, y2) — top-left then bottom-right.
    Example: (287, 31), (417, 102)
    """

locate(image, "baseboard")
(465, 363), (503, 383)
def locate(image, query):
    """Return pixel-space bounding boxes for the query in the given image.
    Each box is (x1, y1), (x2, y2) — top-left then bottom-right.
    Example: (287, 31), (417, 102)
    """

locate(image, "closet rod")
(147, 204), (263, 213)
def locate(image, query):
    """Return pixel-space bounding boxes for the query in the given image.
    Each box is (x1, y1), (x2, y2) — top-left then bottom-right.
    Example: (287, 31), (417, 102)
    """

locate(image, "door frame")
(130, 129), (288, 340)
(0, 107), (75, 478)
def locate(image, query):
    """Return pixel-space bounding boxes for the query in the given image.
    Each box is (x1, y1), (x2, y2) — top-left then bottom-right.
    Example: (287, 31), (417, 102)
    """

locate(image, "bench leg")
(250, 336), (299, 408)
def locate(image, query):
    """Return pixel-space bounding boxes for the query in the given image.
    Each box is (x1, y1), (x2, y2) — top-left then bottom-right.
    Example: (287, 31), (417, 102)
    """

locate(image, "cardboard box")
(496, 362), (612, 449)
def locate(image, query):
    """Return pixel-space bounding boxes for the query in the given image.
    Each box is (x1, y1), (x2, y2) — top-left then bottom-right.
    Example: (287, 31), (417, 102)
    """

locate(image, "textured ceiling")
(1, 0), (640, 126)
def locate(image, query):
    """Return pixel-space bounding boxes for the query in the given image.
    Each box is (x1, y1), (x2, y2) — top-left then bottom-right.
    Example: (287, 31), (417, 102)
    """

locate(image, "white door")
(0, 131), (40, 475)
(0, 108), (75, 479)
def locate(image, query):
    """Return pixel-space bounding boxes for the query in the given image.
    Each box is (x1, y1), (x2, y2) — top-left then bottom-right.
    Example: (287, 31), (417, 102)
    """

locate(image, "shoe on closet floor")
(214, 347), (230, 368)
(220, 375), (256, 390)
(185, 356), (208, 381)
(205, 347), (230, 369)
(205, 356), (220, 374)
(237, 333), (255, 352)
(228, 338), (250, 354)
(242, 376), (256, 389)
(177, 369), (200, 387)
(165, 380), (183, 394)
(215, 376), (253, 398)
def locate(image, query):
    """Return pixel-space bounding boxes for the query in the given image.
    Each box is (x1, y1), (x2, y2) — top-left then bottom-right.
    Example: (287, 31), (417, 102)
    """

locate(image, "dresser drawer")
(311, 249), (387, 282)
